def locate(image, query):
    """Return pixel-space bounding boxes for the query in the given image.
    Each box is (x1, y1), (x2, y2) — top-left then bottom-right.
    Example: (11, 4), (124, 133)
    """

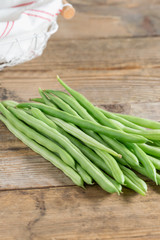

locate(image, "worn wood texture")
(0, 0), (160, 239)
(56, 0), (160, 39)
(1, 185), (160, 240)
(1, 37), (160, 105)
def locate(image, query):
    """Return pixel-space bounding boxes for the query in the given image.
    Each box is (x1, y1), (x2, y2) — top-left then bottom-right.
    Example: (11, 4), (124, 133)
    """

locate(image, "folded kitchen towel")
(0, 0), (63, 70)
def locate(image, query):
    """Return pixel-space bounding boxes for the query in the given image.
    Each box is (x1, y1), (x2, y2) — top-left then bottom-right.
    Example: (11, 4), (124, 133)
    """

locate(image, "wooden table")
(1, 1), (160, 239)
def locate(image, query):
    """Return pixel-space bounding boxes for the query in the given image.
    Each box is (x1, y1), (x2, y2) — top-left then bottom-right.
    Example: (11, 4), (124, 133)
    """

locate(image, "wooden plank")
(0, 185), (160, 240)
(55, 0), (160, 40)
(1, 37), (160, 105)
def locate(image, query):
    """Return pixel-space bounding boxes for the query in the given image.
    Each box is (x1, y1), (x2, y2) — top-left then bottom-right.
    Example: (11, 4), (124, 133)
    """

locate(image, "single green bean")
(2, 100), (18, 108)
(39, 88), (58, 108)
(115, 113), (160, 129)
(156, 173), (160, 185)
(138, 144), (160, 158)
(0, 114), (84, 187)
(8, 107), (118, 193)
(97, 107), (144, 130)
(127, 143), (157, 183)
(0, 103), (75, 169)
(48, 90), (139, 166)
(149, 155), (160, 170)
(17, 102), (148, 143)
(30, 98), (45, 103)
(123, 126), (160, 141)
(76, 163), (93, 185)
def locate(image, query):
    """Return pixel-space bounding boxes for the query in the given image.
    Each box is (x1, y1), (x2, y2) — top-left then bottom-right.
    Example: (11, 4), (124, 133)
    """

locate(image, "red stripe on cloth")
(12, 1), (35, 8)
(23, 12), (51, 22)
(0, 22), (9, 38)
(29, 8), (62, 17)
(29, 9), (55, 17)
(5, 21), (15, 37)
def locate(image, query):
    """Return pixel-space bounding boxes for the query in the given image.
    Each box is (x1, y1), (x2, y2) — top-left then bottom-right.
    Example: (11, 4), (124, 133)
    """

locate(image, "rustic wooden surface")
(0, 0), (160, 239)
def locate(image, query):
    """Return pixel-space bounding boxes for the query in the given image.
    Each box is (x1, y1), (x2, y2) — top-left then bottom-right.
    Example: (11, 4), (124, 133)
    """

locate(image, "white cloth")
(0, 0), (63, 70)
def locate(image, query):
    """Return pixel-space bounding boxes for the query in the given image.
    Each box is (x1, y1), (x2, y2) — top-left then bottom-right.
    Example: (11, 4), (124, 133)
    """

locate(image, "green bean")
(101, 135), (139, 166)
(127, 143), (157, 183)
(30, 98), (45, 103)
(17, 102), (148, 143)
(0, 103), (75, 169)
(103, 173), (122, 193)
(30, 108), (125, 188)
(57, 76), (121, 130)
(76, 163), (93, 185)
(45, 91), (107, 144)
(50, 116), (121, 156)
(47, 113), (146, 192)
(0, 113), (84, 188)
(8, 107), (119, 193)
(47, 113), (146, 193)
(42, 94), (126, 183)
(156, 173), (160, 185)
(133, 165), (156, 183)
(123, 176), (146, 195)
(119, 164), (147, 193)
(149, 155), (160, 170)
(94, 148), (124, 184)
(2, 100), (18, 108)
(47, 92), (80, 116)
(94, 152), (146, 195)
(45, 90), (106, 144)
(31, 102), (120, 156)
(48, 90), (139, 166)
(33, 109), (124, 184)
(116, 154), (159, 185)
(123, 126), (160, 141)
(138, 144), (160, 158)
(153, 141), (160, 147)
(115, 113), (160, 129)
(39, 88), (58, 108)
(31, 109), (146, 194)
(70, 138), (145, 194)
(97, 107), (144, 130)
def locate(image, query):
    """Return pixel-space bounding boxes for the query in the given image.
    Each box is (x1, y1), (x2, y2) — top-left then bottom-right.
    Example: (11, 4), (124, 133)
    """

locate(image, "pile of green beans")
(1, 76), (160, 196)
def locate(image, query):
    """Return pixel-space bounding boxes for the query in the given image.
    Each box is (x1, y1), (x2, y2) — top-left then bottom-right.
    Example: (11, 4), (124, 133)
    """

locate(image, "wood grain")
(1, 0), (160, 239)
(55, 0), (160, 40)
(1, 37), (160, 105)
(0, 185), (160, 240)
